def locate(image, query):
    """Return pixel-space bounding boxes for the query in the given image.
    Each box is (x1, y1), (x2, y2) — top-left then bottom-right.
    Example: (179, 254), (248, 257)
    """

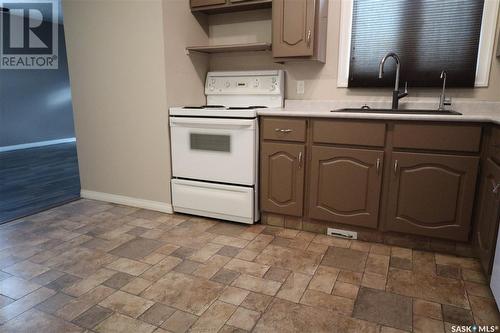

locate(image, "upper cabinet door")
(476, 159), (500, 274)
(386, 152), (479, 241)
(261, 142), (305, 216)
(308, 146), (384, 229)
(272, 0), (316, 57)
(191, 0), (226, 8)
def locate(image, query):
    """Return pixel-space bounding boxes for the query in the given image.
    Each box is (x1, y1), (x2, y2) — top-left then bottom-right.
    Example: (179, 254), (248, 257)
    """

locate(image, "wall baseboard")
(80, 190), (173, 214)
(0, 137), (76, 153)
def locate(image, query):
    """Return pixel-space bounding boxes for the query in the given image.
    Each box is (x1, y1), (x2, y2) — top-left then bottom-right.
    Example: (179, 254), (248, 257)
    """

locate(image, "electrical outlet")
(296, 80), (305, 94)
(327, 228), (358, 240)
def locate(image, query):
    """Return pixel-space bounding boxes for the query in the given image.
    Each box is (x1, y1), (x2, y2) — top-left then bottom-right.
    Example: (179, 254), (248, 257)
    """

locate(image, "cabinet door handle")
(492, 180), (500, 194)
(306, 30), (312, 46)
(298, 152), (303, 168)
(376, 158), (381, 174)
(274, 128), (292, 133)
(394, 160), (398, 175)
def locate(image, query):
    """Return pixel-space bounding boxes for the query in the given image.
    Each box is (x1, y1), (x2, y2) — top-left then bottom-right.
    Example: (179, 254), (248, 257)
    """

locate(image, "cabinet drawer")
(261, 118), (306, 142)
(393, 123), (482, 152)
(312, 120), (386, 147)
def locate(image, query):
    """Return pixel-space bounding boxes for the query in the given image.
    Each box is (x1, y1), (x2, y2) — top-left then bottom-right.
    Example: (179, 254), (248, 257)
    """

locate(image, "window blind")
(348, 0), (485, 88)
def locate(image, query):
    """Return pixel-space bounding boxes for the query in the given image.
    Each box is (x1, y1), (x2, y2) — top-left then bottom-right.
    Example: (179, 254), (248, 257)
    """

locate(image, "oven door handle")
(170, 117), (255, 130)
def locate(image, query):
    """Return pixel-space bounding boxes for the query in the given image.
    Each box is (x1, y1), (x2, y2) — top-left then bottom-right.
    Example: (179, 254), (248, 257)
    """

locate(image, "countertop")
(257, 99), (500, 125)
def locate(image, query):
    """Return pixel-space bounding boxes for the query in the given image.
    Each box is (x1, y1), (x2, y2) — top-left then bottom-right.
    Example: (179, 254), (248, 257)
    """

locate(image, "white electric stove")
(169, 70), (284, 224)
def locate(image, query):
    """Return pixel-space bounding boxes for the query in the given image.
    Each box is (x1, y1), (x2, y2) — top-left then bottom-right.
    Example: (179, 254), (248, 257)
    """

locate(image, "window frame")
(337, 0), (500, 88)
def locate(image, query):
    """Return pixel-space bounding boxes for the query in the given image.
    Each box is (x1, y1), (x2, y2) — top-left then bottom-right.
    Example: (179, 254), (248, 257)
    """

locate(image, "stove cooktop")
(170, 105), (271, 118)
(182, 105), (268, 110)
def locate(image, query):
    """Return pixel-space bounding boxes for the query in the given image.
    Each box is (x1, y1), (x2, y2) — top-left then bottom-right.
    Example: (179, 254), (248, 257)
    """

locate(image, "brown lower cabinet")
(308, 146), (384, 229)
(476, 159), (500, 274)
(260, 117), (486, 243)
(260, 142), (305, 216)
(385, 152), (479, 241)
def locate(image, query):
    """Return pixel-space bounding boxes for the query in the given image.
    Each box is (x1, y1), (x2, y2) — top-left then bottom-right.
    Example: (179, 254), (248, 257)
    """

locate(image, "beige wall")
(210, 0), (500, 101)
(209, 9), (272, 45)
(62, 0), (500, 209)
(163, 0), (209, 107)
(60, 0), (171, 207)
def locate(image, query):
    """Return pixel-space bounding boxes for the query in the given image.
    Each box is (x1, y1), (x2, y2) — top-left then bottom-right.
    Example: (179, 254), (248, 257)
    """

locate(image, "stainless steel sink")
(331, 108), (462, 115)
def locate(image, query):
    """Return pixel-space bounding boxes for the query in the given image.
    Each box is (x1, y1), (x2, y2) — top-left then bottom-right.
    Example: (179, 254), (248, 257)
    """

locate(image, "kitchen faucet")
(378, 52), (408, 109)
(438, 70), (452, 110)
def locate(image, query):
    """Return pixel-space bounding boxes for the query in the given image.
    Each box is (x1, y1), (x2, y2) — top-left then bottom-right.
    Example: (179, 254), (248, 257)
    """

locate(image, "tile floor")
(0, 199), (498, 333)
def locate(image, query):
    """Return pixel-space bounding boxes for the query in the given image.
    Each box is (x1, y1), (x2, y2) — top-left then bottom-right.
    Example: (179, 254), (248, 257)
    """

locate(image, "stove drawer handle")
(275, 128), (292, 133)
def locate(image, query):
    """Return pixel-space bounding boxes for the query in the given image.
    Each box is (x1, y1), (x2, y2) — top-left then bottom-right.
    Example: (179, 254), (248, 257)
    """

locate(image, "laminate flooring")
(0, 142), (80, 224)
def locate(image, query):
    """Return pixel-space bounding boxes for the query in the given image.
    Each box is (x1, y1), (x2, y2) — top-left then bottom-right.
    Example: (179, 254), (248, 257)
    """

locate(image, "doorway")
(0, 0), (80, 223)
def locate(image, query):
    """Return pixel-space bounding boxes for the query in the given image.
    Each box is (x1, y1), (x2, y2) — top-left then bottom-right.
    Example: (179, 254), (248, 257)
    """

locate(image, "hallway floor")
(0, 199), (498, 332)
(0, 142), (80, 224)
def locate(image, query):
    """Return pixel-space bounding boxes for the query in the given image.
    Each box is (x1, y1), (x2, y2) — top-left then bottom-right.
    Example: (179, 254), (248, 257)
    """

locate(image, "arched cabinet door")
(308, 146), (384, 229)
(386, 152), (479, 241)
(272, 0), (315, 57)
(261, 142), (305, 216)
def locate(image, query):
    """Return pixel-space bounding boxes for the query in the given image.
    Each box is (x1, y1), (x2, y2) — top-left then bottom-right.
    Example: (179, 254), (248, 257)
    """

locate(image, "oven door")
(170, 117), (257, 185)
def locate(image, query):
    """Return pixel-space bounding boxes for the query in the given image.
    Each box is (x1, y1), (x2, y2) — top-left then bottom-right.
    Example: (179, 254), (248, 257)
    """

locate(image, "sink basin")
(331, 108), (462, 115)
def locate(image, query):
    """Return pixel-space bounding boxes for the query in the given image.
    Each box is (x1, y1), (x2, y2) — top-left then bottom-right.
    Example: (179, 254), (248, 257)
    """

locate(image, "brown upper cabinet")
(385, 152), (479, 241)
(476, 158), (500, 275)
(190, 0), (271, 14)
(272, 0), (328, 62)
(308, 146), (384, 229)
(260, 142), (305, 216)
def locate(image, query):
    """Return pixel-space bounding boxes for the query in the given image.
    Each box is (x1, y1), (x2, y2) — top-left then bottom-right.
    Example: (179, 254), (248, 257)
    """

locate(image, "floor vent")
(327, 227), (358, 240)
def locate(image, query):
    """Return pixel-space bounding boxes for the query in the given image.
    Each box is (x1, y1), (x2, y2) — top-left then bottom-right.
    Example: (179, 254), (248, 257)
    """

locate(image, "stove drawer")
(171, 179), (255, 224)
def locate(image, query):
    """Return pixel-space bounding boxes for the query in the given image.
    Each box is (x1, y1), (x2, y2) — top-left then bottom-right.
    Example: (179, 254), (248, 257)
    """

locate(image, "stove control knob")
(269, 85), (276, 91)
(225, 81), (231, 88)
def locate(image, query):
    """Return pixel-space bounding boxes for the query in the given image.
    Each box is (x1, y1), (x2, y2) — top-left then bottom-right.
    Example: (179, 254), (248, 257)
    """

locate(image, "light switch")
(296, 80), (305, 95)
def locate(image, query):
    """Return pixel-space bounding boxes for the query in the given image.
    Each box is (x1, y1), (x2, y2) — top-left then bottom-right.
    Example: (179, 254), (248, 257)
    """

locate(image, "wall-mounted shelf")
(186, 42), (272, 54)
(191, 0), (271, 14)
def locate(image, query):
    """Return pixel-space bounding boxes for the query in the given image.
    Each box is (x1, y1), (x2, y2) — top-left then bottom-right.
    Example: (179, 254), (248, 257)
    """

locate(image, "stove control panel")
(205, 70), (284, 96)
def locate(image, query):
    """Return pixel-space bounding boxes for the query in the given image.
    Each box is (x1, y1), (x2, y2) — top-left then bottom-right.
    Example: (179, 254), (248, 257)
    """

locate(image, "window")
(190, 133), (231, 152)
(337, 0), (500, 88)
